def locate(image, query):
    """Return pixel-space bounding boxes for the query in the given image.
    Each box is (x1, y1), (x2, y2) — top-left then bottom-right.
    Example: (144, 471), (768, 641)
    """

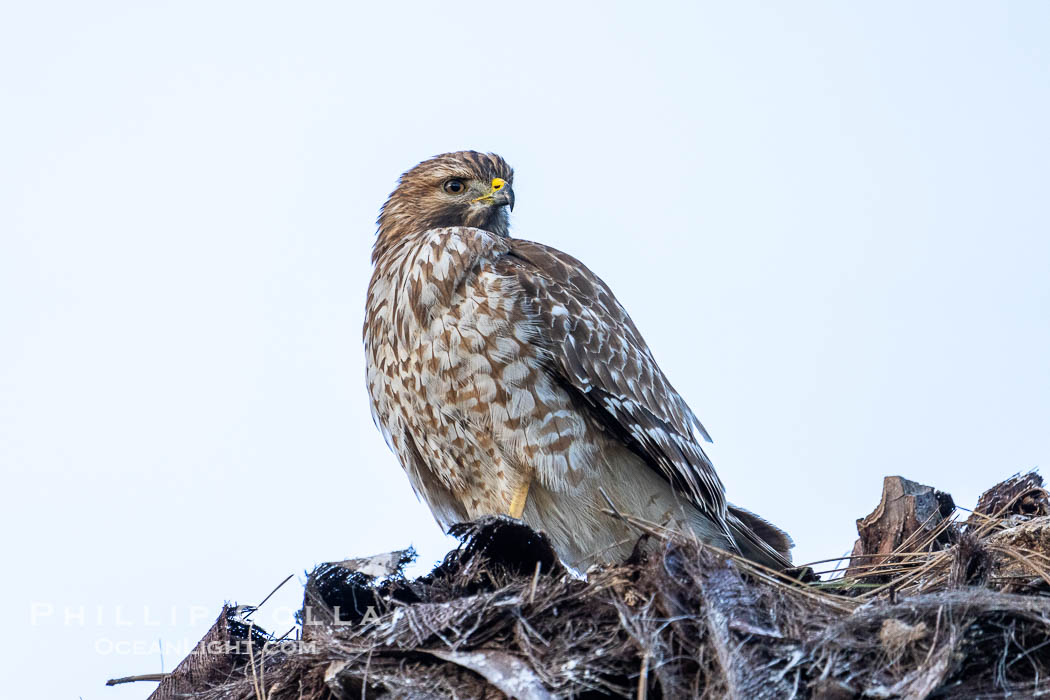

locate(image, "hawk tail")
(726, 504), (794, 571)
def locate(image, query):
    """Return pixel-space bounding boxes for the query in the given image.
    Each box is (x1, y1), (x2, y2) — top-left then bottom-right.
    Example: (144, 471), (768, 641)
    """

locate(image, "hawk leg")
(507, 477), (531, 519)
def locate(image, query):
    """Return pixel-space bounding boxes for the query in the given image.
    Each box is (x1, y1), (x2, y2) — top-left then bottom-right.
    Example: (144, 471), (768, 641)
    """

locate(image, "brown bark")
(846, 476), (955, 580)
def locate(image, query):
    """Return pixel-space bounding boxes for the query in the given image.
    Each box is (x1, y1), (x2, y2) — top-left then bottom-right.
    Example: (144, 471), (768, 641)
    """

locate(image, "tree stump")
(846, 476), (955, 580)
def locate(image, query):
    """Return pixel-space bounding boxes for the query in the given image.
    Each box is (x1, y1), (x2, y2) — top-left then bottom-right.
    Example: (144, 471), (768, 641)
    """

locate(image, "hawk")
(364, 151), (793, 570)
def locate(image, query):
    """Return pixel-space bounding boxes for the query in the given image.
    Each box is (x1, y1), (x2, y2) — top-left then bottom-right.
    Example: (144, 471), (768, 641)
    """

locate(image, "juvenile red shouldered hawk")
(364, 151), (793, 570)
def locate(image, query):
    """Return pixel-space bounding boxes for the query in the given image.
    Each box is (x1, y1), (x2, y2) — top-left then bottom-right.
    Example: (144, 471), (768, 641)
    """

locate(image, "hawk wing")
(495, 238), (730, 530)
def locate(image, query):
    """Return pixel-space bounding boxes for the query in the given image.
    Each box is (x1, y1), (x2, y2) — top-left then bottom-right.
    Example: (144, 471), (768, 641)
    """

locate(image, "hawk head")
(376, 151), (515, 256)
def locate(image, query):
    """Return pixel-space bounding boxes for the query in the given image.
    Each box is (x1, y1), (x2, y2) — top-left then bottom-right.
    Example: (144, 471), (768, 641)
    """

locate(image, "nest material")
(144, 473), (1050, 700)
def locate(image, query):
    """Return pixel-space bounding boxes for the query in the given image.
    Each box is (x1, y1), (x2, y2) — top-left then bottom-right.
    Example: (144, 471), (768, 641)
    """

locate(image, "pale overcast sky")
(2, 2), (1048, 697)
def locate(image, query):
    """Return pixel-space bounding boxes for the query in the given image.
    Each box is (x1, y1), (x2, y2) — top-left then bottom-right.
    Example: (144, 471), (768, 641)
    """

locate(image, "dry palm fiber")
(140, 473), (1050, 699)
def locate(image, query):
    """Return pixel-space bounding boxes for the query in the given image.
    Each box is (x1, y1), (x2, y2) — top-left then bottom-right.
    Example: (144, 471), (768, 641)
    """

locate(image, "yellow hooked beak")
(473, 177), (514, 211)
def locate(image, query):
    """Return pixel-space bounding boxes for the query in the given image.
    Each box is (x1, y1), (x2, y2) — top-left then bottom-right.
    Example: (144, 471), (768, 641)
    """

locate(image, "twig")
(247, 621), (264, 700)
(528, 560), (542, 604)
(246, 574), (295, 620)
(637, 652), (649, 700)
(105, 673), (168, 685)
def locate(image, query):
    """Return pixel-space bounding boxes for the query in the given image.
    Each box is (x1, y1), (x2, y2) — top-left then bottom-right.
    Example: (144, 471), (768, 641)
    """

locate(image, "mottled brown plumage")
(364, 151), (793, 569)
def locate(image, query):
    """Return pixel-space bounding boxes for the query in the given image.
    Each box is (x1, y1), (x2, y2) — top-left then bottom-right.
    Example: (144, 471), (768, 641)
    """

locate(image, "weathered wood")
(846, 476), (955, 580)
(696, 563), (799, 699)
(138, 474), (1050, 699)
(147, 606), (263, 700)
(969, 471), (1048, 524)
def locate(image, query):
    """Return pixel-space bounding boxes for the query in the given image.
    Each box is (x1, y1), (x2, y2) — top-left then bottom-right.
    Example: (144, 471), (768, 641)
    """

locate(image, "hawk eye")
(443, 179), (466, 194)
